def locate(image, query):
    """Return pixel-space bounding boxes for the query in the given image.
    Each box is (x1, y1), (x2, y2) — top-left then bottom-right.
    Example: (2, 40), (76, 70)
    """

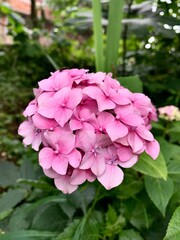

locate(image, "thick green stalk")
(105, 0), (124, 76)
(92, 0), (104, 72)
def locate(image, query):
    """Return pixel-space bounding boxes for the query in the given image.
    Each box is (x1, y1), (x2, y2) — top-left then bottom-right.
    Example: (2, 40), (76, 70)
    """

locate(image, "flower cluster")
(158, 105), (180, 121)
(18, 69), (160, 194)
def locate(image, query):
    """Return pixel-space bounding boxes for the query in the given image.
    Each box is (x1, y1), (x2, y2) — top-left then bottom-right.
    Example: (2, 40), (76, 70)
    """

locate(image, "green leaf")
(119, 229), (143, 240)
(55, 219), (81, 240)
(0, 161), (19, 187)
(72, 211), (103, 240)
(105, 0), (124, 74)
(0, 230), (58, 240)
(151, 122), (165, 131)
(0, 209), (13, 221)
(83, 211), (104, 240)
(92, 0), (104, 71)
(133, 152), (167, 180)
(167, 122), (180, 134)
(163, 205), (180, 240)
(116, 170), (143, 199)
(17, 179), (54, 190)
(0, 2), (12, 14)
(118, 75), (143, 93)
(65, 186), (95, 214)
(8, 205), (31, 231)
(0, 189), (27, 213)
(168, 160), (180, 182)
(105, 206), (125, 238)
(130, 201), (150, 229)
(31, 204), (68, 232)
(106, 205), (117, 225)
(144, 176), (174, 216)
(158, 138), (180, 162)
(19, 159), (36, 180)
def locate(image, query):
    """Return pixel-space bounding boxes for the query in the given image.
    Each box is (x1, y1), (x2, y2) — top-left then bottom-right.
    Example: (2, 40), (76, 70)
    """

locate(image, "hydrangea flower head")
(158, 105), (180, 121)
(18, 69), (160, 194)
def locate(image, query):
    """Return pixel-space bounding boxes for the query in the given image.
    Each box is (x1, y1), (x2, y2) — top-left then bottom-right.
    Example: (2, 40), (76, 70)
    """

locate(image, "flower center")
(106, 156), (118, 165)
(54, 144), (60, 154)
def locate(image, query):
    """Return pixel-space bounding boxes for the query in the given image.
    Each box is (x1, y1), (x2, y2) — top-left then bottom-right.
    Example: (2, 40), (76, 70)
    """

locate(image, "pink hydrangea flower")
(18, 68), (160, 194)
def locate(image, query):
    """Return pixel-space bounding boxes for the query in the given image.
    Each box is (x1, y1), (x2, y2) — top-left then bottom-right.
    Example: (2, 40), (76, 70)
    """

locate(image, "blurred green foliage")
(0, 0), (180, 239)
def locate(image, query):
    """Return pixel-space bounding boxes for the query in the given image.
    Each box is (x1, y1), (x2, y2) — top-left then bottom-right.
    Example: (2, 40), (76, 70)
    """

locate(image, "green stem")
(72, 185), (101, 240)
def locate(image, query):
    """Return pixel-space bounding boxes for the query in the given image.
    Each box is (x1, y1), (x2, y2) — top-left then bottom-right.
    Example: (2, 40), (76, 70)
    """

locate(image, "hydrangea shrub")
(18, 69), (160, 194)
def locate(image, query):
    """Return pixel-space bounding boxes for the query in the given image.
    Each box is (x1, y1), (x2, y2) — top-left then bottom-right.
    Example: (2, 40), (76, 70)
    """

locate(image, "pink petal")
(76, 130), (96, 152)
(96, 134), (112, 147)
(114, 136), (129, 146)
(127, 132), (144, 153)
(66, 88), (83, 109)
(18, 121), (34, 137)
(31, 133), (42, 151)
(69, 119), (82, 131)
(80, 152), (95, 169)
(65, 149), (82, 168)
(54, 107), (73, 127)
(52, 154), (69, 175)
(136, 125), (154, 141)
(117, 145), (133, 162)
(54, 71), (72, 89)
(91, 154), (106, 176)
(121, 114), (144, 127)
(98, 165), (124, 190)
(97, 95), (116, 112)
(23, 100), (37, 116)
(106, 120), (128, 141)
(115, 105), (134, 117)
(39, 147), (54, 169)
(32, 113), (58, 130)
(97, 112), (114, 130)
(38, 98), (58, 118)
(58, 132), (75, 154)
(86, 170), (96, 182)
(145, 139), (160, 160)
(54, 176), (78, 194)
(43, 168), (60, 178)
(118, 155), (138, 168)
(88, 72), (106, 84)
(43, 131), (60, 149)
(83, 86), (102, 99)
(70, 169), (87, 185)
(110, 94), (131, 105)
(38, 78), (55, 91)
(23, 133), (34, 145)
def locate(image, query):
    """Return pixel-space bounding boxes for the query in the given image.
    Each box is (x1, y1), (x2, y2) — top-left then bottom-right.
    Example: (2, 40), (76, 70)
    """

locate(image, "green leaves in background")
(92, 0), (124, 74)
(92, 0), (104, 72)
(119, 229), (143, 240)
(163, 205), (180, 240)
(105, 0), (124, 74)
(0, 230), (58, 240)
(104, 205), (125, 238)
(130, 201), (150, 230)
(118, 75), (143, 93)
(0, 161), (19, 188)
(133, 152), (167, 180)
(0, 189), (27, 220)
(144, 176), (174, 216)
(55, 219), (80, 240)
